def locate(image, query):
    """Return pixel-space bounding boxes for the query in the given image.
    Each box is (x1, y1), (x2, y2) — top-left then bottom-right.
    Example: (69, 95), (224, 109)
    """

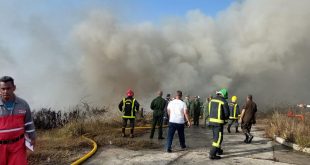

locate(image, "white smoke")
(1, 0), (310, 110)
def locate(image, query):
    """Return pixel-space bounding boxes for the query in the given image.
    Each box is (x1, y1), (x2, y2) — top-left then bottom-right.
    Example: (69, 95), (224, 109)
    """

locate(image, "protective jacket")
(118, 97), (140, 119)
(208, 95), (230, 126)
(228, 102), (240, 119)
(0, 96), (35, 165)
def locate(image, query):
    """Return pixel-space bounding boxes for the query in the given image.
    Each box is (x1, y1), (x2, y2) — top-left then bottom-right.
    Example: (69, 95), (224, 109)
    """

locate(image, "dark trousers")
(227, 119), (239, 132)
(210, 125), (224, 156)
(122, 118), (135, 135)
(166, 122), (186, 150)
(241, 122), (252, 133)
(150, 115), (163, 138)
(122, 118), (135, 128)
(241, 122), (253, 142)
(193, 114), (200, 125)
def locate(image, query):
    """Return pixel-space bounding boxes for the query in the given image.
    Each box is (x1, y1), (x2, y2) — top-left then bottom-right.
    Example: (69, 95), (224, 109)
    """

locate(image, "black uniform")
(118, 96), (140, 137)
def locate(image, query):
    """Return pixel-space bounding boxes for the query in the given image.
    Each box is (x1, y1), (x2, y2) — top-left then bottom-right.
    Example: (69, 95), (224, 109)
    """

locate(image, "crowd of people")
(119, 88), (257, 160)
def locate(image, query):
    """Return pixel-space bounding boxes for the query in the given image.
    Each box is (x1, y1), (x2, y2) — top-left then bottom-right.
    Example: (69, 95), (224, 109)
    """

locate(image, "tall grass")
(29, 103), (158, 165)
(265, 109), (310, 148)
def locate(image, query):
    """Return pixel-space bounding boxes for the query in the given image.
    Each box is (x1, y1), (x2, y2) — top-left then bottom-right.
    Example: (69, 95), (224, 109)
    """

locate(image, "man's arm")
(150, 98), (156, 110)
(118, 100), (123, 112)
(239, 109), (245, 123)
(184, 107), (191, 127)
(24, 103), (36, 146)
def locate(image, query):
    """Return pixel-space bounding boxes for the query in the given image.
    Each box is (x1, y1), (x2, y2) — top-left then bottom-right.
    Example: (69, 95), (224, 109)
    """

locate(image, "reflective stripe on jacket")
(229, 103), (240, 119)
(118, 97), (140, 119)
(208, 96), (230, 125)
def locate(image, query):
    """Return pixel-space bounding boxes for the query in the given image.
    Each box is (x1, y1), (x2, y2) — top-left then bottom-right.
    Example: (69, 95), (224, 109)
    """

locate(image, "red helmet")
(127, 89), (134, 97)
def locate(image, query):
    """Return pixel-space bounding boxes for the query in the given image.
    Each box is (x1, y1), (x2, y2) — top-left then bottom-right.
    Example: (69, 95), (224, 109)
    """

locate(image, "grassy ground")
(28, 108), (161, 165)
(265, 107), (310, 148)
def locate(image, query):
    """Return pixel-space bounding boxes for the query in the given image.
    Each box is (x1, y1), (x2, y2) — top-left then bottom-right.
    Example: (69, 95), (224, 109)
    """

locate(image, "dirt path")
(85, 124), (310, 165)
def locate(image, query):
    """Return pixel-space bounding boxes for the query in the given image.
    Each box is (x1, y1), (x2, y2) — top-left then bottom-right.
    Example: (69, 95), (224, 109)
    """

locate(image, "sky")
(1, 0), (309, 110)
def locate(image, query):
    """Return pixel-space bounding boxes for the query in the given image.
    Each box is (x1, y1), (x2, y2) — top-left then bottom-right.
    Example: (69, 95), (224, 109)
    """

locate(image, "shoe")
(158, 137), (165, 140)
(181, 147), (187, 151)
(122, 133), (126, 137)
(167, 149), (172, 153)
(150, 136), (153, 139)
(130, 134), (134, 138)
(247, 135), (253, 143)
(236, 130), (240, 133)
(218, 149), (223, 155)
(227, 127), (231, 133)
(209, 155), (221, 160)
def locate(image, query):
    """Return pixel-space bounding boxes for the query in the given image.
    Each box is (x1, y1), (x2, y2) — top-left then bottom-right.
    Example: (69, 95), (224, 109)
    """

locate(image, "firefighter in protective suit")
(208, 88), (230, 160)
(227, 96), (240, 133)
(118, 89), (140, 138)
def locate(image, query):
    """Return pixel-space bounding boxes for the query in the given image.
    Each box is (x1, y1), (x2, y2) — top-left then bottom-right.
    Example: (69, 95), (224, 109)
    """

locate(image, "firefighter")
(208, 88), (230, 160)
(227, 96), (240, 133)
(118, 89), (140, 138)
(0, 76), (36, 165)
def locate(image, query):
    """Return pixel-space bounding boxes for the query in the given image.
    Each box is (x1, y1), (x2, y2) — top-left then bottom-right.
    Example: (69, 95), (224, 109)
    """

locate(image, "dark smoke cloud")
(1, 0), (310, 110)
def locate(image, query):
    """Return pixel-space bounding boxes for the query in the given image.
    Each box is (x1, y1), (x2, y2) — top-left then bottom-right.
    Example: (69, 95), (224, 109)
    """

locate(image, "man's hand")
(187, 120), (191, 128)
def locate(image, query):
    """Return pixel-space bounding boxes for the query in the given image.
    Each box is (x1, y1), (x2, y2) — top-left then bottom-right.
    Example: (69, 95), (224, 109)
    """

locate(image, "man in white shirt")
(166, 90), (191, 153)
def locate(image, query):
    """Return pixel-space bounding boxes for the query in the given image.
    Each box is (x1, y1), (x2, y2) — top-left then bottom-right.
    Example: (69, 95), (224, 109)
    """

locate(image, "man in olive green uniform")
(150, 91), (166, 139)
(190, 96), (201, 126)
(202, 96), (212, 128)
(208, 88), (230, 160)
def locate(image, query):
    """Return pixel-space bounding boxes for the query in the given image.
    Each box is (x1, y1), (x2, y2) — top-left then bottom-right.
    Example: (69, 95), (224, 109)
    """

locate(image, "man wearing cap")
(118, 89), (140, 138)
(0, 76), (36, 165)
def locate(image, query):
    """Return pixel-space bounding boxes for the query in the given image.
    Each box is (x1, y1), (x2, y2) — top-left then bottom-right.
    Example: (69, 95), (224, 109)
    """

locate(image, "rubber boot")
(130, 128), (134, 138)
(121, 128), (126, 137)
(209, 147), (221, 160)
(235, 127), (239, 133)
(227, 125), (231, 133)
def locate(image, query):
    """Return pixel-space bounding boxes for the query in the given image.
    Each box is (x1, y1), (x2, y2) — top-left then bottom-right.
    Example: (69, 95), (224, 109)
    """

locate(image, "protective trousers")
(0, 138), (27, 165)
(150, 115), (163, 138)
(210, 125), (223, 156)
(122, 118), (135, 136)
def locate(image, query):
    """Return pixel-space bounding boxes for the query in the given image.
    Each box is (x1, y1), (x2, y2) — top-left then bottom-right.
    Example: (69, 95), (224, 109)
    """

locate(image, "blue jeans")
(166, 122), (186, 150)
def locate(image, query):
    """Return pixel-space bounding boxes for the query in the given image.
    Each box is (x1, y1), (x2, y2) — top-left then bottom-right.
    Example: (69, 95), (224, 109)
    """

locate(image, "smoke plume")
(1, 0), (310, 109)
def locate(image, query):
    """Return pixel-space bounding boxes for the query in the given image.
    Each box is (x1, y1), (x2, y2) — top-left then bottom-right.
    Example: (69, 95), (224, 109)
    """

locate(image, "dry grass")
(265, 109), (310, 148)
(28, 106), (159, 165)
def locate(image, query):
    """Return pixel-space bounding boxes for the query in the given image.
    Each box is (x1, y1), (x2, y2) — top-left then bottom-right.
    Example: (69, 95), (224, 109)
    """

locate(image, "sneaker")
(158, 137), (165, 140)
(167, 149), (172, 153)
(209, 155), (221, 160)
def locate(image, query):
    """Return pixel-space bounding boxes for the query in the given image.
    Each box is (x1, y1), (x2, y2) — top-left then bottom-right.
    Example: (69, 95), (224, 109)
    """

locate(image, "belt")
(0, 134), (24, 144)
